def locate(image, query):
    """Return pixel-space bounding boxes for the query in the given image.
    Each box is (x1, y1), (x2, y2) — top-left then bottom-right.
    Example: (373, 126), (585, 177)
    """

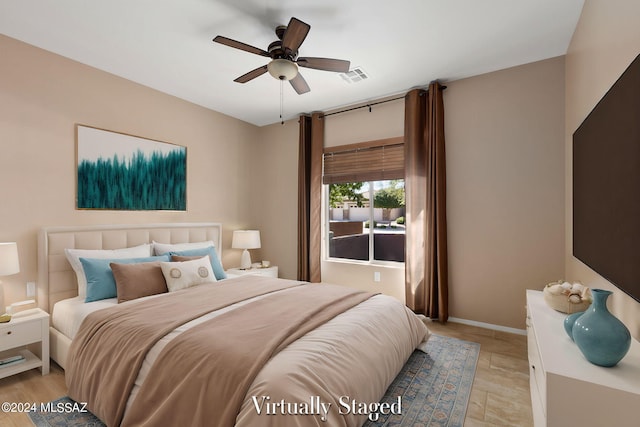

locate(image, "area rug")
(28, 396), (104, 427)
(29, 334), (479, 427)
(363, 334), (480, 427)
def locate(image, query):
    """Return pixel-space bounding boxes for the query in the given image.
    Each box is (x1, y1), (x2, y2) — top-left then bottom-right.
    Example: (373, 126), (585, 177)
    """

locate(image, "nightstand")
(0, 308), (49, 379)
(226, 266), (278, 278)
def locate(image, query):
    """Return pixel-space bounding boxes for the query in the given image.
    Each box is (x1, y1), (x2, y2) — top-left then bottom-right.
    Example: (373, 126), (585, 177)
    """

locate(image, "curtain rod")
(320, 95), (405, 118)
(320, 85), (446, 118)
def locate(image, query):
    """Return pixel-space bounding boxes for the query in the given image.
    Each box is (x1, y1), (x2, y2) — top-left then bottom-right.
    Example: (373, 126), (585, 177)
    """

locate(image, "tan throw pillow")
(160, 256), (216, 292)
(110, 261), (168, 303)
(171, 255), (205, 262)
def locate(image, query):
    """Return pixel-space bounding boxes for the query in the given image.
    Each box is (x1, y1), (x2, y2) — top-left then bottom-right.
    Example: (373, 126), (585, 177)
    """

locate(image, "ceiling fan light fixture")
(267, 59), (298, 81)
(214, 16), (350, 95)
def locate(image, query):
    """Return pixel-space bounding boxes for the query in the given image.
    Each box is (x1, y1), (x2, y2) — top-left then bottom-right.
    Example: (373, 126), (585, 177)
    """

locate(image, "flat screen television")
(573, 53), (640, 303)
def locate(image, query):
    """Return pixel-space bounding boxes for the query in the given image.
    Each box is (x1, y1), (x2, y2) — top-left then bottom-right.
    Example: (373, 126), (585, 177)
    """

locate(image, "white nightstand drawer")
(0, 308), (49, 379)
(0, 319), (42, 351)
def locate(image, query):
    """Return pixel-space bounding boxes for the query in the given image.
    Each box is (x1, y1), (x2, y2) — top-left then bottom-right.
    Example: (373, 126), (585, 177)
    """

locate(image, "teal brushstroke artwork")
(76, 125), (186, 210)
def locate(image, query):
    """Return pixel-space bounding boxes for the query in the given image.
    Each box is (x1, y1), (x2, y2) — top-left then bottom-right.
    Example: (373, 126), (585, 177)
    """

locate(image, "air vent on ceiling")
(339, 67), (369, 84)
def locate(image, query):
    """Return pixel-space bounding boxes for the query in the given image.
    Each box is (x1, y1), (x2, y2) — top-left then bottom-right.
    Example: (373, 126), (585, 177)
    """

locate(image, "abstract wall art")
(76, 125), (186, 210)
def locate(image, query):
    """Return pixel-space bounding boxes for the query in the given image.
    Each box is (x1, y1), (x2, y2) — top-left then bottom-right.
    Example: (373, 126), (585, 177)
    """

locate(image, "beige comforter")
(67, 276), (430, 427)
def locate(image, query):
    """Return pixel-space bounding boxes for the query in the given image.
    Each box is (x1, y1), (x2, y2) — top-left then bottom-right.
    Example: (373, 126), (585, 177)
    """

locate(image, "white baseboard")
(447, 316), (527, 336)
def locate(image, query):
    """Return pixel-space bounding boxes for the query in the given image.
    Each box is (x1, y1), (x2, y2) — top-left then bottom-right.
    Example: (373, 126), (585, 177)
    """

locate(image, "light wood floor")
(428, 321), (533, 426)
(0, 322), (532, 427)
(0, 360), (66, 427)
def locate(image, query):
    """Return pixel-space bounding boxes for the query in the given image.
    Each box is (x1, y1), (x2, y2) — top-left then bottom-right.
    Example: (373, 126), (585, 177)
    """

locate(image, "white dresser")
(526, 290), (640, 427)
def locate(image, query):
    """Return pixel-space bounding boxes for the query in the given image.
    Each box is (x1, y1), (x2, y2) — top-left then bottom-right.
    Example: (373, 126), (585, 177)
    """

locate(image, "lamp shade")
(232, 230), (261, 250)
(267, 59), (299, 81)
(0, 242), (20, 276)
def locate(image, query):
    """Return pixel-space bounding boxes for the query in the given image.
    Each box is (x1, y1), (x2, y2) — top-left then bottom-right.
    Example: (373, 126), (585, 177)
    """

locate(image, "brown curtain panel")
(404, 83), (449, 321)
(297, 112), (323, 282)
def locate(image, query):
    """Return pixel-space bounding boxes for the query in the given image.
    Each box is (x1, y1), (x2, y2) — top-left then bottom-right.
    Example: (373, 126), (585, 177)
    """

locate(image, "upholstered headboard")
(37, 223), (222, 313)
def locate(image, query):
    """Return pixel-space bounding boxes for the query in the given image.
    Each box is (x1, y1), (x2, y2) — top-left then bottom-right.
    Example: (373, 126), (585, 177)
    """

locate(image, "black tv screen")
(573, 53), (640, 303)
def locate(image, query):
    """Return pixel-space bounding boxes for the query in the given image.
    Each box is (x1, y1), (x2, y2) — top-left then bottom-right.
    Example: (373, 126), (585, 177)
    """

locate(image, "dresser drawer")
(0, 319), (43, 351)
(526, 315), (547, 417)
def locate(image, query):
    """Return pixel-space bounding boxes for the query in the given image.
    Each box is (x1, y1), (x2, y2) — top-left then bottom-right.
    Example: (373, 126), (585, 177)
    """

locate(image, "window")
(323, 138), (405, 263)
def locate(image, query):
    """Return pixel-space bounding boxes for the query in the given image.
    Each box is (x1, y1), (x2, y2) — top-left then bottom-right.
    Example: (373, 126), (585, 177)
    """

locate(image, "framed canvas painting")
(76, 125), (186, 210)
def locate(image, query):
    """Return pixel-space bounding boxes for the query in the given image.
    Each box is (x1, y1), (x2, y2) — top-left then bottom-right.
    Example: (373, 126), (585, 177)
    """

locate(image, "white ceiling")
(0, 0), (584, 127)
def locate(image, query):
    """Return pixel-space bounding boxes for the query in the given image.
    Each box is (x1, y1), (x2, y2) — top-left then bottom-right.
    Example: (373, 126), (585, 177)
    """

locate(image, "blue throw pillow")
(81, 255), (170, 303)
(169, 246), (227, 280)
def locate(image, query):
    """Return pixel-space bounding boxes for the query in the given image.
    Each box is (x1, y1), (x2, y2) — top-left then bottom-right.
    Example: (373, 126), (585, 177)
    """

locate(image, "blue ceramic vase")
(563, 311), (584, 341)
(572, 289), (631, 367)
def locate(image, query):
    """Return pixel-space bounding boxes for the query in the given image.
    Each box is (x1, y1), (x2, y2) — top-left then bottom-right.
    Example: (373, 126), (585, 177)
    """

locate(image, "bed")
(38, 223), (430, 427)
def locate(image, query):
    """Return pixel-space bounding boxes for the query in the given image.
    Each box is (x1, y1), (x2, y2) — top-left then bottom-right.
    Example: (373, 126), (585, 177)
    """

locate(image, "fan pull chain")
(280, 79), (284, 125)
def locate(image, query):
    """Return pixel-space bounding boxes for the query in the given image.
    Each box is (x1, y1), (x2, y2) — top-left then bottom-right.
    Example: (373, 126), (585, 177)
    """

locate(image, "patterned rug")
(28, 396), (104, 427)
(363, 334), (480, 427)
(29, 334), (479, 427)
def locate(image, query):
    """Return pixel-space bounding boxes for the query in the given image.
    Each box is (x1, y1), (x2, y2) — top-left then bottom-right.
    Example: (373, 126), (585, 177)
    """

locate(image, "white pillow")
(160, 256), (216, 292)
(153, 240), (216, 256)
(65, 244), (152, 297)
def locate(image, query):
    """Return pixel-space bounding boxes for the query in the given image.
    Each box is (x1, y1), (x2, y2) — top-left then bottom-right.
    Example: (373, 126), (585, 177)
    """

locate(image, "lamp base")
(240, 249), (252, 270)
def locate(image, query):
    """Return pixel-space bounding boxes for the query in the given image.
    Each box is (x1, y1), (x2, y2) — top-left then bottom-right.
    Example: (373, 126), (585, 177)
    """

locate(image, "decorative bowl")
(542, 281), (592, 314)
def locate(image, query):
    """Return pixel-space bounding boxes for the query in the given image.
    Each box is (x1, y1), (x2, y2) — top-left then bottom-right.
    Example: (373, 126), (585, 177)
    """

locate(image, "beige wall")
(445, 57), (565, 329)
(247, 119), (299, 279)
(0, 34), (259, 304)
(255, 58), (566, 330)
(565, 0), (640, 339)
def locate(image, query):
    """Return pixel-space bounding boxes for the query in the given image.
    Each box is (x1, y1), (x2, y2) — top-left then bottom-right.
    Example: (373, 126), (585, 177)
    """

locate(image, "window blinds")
(322, 137), (404, 184)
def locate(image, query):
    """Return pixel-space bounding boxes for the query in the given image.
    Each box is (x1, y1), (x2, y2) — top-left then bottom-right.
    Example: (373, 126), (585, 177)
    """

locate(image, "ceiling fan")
(213, 17), (351, 94)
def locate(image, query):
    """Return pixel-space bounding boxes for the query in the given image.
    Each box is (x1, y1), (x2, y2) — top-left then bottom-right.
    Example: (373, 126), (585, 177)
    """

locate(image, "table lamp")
(232, 230), (261, 270)
(0, 242), (20, 317)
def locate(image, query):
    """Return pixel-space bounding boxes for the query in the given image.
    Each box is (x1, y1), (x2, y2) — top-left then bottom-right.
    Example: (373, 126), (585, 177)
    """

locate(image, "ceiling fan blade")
(282, 17), (310, 55)
(290, 73), (310, 94)
(234, 65), (269, 83)
(297, 57), (350, 73)
(213, 36), (269, 57)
